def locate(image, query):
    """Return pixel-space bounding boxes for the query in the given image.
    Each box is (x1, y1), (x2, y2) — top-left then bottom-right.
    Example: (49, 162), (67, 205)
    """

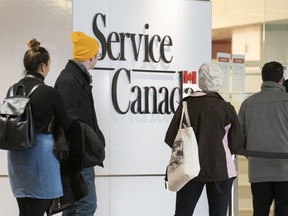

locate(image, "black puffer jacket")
(59, 118), (105, 205)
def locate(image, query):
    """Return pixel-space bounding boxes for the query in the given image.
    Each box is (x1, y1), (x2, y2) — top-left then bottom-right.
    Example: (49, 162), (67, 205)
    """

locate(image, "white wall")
(232, 25), (263, 94)
(264, 24), (288, 65)
(212, 0), (288, 29)
(0, 1), (72, 215)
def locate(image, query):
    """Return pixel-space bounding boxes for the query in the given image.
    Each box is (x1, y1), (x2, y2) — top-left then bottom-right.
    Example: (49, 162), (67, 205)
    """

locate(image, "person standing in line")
(7, 38), (71, 216)
(238, 61), (288, 216)
(55, 31), (105, 216)
(165, 63), (244, 216)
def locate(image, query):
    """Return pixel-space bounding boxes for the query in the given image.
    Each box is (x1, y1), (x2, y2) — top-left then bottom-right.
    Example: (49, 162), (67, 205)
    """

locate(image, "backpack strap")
(7, 84), (27, 97)
(27, 83), (44, 97)
(8, 83), (43, 97)
(7, 86), (15, 97)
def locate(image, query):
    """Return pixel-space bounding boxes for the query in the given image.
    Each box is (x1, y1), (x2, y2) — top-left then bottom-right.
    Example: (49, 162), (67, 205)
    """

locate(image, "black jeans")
(174, 178), (234, 216)
(16, 197), (52, 216)
(251, 182), (288, 216)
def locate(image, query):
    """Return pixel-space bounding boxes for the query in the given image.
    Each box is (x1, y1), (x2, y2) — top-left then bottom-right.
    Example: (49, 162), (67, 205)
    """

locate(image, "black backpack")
(0, 83), (42, 151)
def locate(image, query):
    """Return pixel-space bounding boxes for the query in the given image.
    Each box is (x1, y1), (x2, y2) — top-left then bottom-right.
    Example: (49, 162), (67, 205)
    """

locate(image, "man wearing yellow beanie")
(55, 31), (105, 216)
(72, 31), (99, 62)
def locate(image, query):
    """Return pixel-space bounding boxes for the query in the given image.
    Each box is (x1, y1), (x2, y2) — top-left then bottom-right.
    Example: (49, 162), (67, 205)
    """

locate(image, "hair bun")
(27, 38), (41, 51)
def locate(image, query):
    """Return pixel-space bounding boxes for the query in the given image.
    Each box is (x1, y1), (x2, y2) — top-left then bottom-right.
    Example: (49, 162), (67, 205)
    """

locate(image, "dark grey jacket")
(54, 60), (105, 146)
(238, 81), (288, 183)
(54, 60), (106, 206)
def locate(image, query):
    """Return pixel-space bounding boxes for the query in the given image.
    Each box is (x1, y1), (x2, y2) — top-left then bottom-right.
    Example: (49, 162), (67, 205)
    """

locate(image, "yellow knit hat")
(72, 31), (99, 61)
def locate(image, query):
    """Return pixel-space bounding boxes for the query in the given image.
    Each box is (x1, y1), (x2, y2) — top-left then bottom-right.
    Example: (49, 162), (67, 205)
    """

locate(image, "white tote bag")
(167, 101), (200, 192)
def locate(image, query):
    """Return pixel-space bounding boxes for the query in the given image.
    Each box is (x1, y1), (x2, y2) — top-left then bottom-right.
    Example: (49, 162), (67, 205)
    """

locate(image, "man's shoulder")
(242, 90), (288, 106)
(58, 68), (74, 79)
(56, 62), (79, 81)
(55, 69), (73, 85)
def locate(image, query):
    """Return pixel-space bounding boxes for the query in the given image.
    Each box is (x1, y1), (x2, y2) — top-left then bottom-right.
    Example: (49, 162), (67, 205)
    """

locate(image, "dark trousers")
(251, 182), (288, 216)
(16, 197), (52, 216)
(174, 178), (234, 216)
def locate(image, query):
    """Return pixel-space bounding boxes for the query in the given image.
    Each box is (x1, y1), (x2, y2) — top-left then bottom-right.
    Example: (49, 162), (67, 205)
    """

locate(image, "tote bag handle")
(179, 101), (191, 129)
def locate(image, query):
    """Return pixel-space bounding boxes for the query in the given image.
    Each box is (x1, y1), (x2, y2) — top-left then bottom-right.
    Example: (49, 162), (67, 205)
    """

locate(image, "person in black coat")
(7, 38), (71, 216)
(55, 32), (105, 216)
(165, 63), (244, 216)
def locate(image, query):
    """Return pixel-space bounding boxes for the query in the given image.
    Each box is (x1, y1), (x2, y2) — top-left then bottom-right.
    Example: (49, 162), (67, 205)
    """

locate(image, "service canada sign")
(73, 1), (212, 214)
(93, 14), (173, 64)
(92, 13), (199, 115)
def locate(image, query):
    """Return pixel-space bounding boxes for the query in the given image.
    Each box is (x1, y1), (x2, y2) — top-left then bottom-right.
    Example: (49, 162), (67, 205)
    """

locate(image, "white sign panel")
(231, 54), (245, 101)
(73, 0), (211, 215)
(217, 52), (231, 101)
